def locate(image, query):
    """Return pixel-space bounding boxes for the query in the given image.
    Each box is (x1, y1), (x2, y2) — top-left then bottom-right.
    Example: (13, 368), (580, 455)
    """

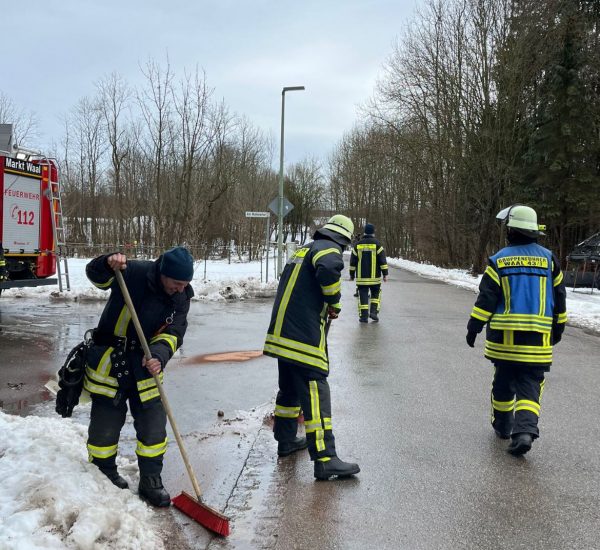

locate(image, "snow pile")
(0, 412), (164, 550)
(1, 258), (277, 303)
(388, 257), (600, 333)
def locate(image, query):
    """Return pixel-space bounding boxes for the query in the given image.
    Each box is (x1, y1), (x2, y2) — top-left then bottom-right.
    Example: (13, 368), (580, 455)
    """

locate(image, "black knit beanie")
(160, 247), (194, 281)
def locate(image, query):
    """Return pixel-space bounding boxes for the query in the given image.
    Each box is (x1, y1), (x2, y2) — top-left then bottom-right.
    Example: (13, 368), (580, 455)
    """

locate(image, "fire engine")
(0, 125), (69, 295)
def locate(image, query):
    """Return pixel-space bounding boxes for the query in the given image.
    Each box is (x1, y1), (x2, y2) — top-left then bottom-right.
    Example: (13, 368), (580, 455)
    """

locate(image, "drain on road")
(182, 350), (263, 365)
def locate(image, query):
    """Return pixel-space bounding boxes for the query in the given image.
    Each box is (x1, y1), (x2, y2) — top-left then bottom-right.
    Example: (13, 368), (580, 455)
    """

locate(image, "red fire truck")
(0, 153), (60, 293)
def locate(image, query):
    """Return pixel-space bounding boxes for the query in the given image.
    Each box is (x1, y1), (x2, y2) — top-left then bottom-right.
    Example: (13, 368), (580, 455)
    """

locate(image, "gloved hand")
(466, 331), (477, 348)
(55, 386), (80, 418)
(552, 324), (564, 344)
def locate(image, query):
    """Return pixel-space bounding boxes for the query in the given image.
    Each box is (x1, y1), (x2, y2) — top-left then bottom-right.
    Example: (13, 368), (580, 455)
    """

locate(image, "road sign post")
(268, 197), (294, 278)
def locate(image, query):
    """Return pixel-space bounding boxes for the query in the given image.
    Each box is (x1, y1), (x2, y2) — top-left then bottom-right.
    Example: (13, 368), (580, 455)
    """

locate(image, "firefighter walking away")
(349, 223), (388, 322)
(466, 205), (567, 456)
(264, 214), (361, 480)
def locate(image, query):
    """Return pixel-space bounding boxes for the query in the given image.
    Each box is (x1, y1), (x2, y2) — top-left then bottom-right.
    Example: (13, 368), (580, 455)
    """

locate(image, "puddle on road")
(182, 350), (263, 365)
(0, 388), (52, 415)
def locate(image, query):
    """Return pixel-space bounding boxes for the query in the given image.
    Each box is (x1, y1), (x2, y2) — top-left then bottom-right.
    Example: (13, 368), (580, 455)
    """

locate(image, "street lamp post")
(277, 85), (305, 277)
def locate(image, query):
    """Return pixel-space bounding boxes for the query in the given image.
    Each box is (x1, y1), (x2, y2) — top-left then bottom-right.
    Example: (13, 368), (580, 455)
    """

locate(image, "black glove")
(552, 323), (564, 344)
(55, 386), (81, 418)
(466, 331), (477, 348)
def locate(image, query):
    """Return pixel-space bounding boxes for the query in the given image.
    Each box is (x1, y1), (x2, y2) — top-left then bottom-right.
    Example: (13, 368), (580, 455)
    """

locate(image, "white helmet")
(496, 204), (545, 238)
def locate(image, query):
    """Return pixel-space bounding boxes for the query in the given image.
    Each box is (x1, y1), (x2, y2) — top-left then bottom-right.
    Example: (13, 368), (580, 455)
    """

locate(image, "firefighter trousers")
(358, 284), (381, 318)
(87, 390), (167, 476)
(491, 365), (546, 438)
(274, 359), (337, 461)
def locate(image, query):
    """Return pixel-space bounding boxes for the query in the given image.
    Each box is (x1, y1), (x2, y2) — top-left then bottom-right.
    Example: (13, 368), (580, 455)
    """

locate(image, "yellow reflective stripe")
(85, 366), (118, 387)
(309, 381), (325, 451)
(274, 263), (302, 336)
(91, 277), (114, 289)
(553, 271), (564, 286)
(312, 248), (341, 267)
(357, 244), (376, 250)
(515, 399), (541, 416)
(539, 379), (546, 401)
(149, 333), (178, 353)
(484, 348), (552, 363)
(265, 333), (327, 360)
(263, 344), (329, 371)
(139, 387), (160, 402)
(87, 443), (118, 459)
(275, 405), (301, 418)
(356, 277), (382, 284)
(539, 276), (547, 317)
(492, 398), (515, 412)
(317, 457), (331, 462)
(485, 266), (500, 286)
(114, 306), (131, 337)
(97, 347), (114, 376)
(501, 277), (511, 314)
(329, 302), (341, 309)
(137, 372), (164, 391)
(323, 417), (332, 430)
(471, 306), (492, 322)
(136, 438), (168, 457)
(349, 266), (356, 271)
(351, 249), (357, 256)
(485, 341), (552, 353)
(556, 312), (567, 324)
(84, 378), (117, 398)
(321, 280), (341, 296)
(380, 264), (388, 270)
(377, 247), (384, 254)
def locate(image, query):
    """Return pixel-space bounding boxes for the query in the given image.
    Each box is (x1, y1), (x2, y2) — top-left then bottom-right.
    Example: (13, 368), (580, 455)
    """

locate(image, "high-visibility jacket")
(84, 255), (193, 404)
(264, 236), (344, 377)
(349, 235), (388, 285)
(468, 241), (567, 368)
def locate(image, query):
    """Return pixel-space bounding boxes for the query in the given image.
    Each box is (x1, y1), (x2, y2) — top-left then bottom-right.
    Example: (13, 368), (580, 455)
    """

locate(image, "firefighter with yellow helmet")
(264, 214), (361, 480)
(466, 205), (567, 456)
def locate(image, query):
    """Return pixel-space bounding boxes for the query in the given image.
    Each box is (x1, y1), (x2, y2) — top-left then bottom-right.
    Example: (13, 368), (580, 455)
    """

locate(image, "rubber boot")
(369, 304), (379, 322)
(101, 468), (129, 489)
(278, 436), (308, 457)
(359, 312), (368, 323)
(314, 457), (360, 480)
(139, 475), (171, 507)
(507, 433), (533, 456)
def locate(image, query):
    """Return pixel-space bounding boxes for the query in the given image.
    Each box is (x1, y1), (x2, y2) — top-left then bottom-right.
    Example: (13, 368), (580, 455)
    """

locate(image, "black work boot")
(101, 468), (129, 489)
(314, 457), (360, 480)
(494, 428), (511, 440)
(139, 475), (171, 507)
(507, 433), (533, 456)
(278, 436), (308, 457)
(369, 305), (379, 322)
(359, 313), (368, 323)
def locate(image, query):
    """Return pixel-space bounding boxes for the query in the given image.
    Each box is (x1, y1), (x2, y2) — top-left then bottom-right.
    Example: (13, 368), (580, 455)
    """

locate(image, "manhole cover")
(182, 350), (263, 364)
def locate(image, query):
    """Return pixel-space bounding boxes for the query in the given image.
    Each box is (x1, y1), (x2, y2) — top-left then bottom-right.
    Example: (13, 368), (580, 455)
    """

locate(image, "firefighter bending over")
(349, 223), (388, 322)
(85, 247), (194, 505)
(264, 215), (361, 480)
(466, 205), (567, 456)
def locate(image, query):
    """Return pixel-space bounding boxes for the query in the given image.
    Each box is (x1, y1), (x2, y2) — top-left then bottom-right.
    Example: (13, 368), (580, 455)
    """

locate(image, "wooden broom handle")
(114, 268), (203, 500)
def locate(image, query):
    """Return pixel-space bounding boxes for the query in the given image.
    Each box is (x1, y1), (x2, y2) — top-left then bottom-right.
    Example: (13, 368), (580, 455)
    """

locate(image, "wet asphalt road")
(1, 267), (600, 549)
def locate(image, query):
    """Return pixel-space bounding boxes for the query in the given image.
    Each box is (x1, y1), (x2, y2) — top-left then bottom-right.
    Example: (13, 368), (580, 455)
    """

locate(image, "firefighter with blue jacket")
(84, 247), (194, 505)
(349, 223), (389, 322)
(466, 205), (567, 456)
(264, 215), (360, 480)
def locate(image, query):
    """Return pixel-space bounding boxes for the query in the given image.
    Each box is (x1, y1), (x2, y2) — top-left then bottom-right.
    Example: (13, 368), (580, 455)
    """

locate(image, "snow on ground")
(0, 257), (278, 302)
(0, 412), (164, 550)
(388, 258), (600, 334)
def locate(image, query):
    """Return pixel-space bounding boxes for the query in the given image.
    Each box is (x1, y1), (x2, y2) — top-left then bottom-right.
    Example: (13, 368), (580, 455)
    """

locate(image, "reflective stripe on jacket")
(468, 242), (567, 368)
(349, 235), (388, 285)
(264, 237), (344, 376)
(84, 254), (193, 404)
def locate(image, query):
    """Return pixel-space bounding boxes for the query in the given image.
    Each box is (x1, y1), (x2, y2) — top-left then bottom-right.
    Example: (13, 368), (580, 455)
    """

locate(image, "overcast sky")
(6, 1), (418, 167)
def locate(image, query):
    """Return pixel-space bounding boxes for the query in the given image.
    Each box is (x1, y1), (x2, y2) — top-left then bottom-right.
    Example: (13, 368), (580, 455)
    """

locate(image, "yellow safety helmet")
(322, 214), (354, 242)
(496, 204), (545, 238)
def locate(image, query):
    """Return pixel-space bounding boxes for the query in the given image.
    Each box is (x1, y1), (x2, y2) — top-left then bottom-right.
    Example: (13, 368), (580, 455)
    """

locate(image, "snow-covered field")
(1, 254), (599, 549)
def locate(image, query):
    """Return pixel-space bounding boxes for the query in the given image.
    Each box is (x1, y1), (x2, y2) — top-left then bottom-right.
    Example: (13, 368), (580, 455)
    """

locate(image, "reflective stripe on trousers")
(274, 359), (336, 460)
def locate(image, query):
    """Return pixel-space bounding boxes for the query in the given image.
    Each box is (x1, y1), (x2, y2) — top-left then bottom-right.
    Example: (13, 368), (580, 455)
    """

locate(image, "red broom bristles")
(171, 491), (230, 537)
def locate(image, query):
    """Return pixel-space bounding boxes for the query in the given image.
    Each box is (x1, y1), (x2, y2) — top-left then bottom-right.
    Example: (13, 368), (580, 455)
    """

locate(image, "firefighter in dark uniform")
(264, 214), (360, 480)
(466, 205), (567, 456)
(349, 223), (388, 322)
(85, 246), (194, 505)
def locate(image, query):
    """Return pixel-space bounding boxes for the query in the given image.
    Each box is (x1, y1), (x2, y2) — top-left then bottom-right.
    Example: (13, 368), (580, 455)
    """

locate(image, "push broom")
(114, 269), (230, 537)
